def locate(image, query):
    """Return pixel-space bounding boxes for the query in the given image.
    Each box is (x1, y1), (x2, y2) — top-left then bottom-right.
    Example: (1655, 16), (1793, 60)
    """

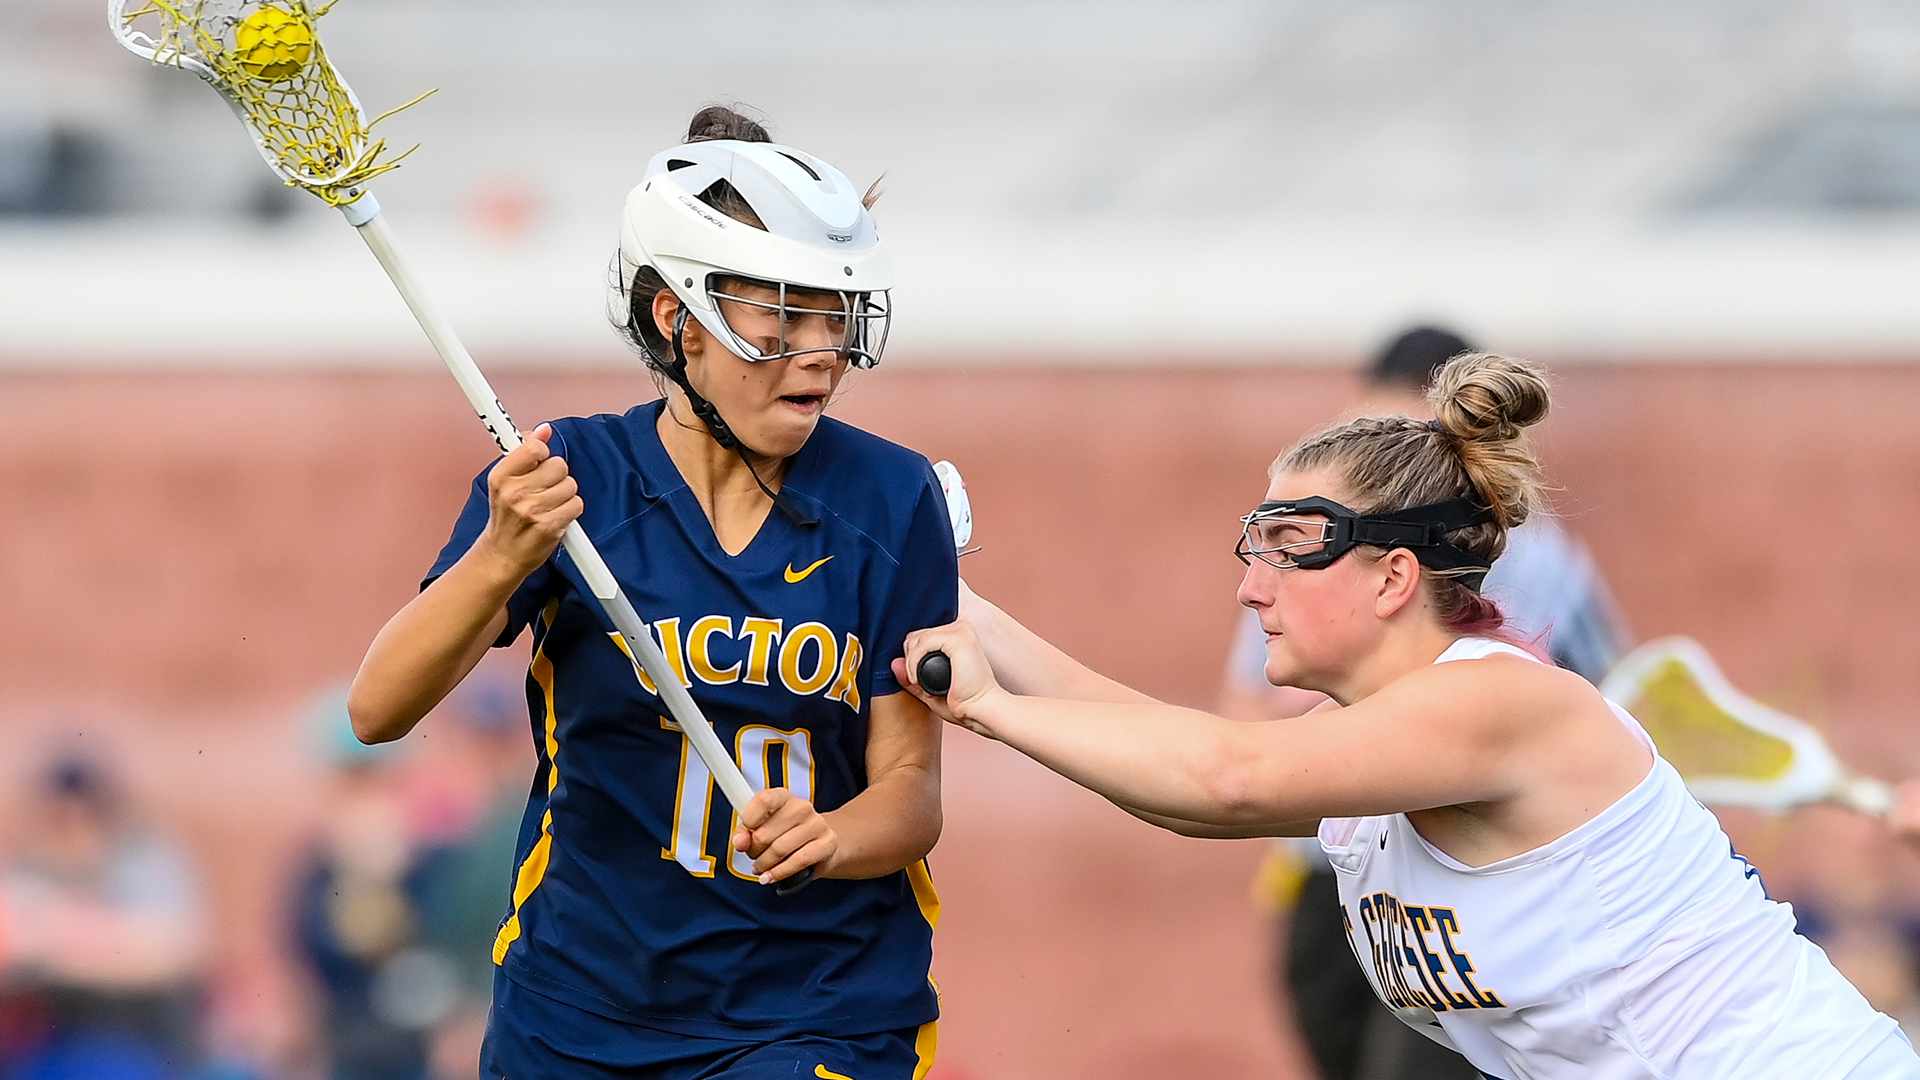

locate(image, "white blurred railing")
(8, 0), (1920, 363)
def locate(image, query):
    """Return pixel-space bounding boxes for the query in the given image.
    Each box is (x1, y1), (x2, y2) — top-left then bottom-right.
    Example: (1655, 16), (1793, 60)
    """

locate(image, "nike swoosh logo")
(815, 1068), (856, 1080)
(784, 556), (833, 584)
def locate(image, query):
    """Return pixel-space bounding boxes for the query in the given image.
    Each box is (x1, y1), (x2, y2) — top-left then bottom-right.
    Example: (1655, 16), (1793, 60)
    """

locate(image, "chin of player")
(1262, 645), (1302, 693)
(1262, 636), (1327, 698)
(749, 395), (828, 457)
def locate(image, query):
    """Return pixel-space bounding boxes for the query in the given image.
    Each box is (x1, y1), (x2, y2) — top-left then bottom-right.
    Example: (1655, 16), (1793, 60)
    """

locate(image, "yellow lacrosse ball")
(235, 6), (314, 82)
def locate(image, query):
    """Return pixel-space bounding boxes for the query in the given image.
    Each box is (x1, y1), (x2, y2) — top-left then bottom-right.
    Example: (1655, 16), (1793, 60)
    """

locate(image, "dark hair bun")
(1428, 352), (1550, 443)
(685, 105), (771, 145)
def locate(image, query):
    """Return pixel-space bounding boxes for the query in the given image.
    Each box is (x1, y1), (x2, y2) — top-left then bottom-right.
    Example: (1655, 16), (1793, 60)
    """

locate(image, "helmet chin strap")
(667, 307), (819, 526)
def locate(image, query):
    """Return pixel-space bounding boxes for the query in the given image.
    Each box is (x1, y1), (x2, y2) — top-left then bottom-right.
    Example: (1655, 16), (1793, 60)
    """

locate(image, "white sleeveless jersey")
(1321, 637), (1915, 1080)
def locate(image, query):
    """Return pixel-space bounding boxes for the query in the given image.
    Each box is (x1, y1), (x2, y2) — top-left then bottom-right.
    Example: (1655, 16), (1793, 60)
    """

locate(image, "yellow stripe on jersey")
(907, 858), (940, 930)
(814, 1067), (855, 1080)
(493, 601), (562, 965)
(911, 1020), (939, 1080)
(907, 856), (943, 1068)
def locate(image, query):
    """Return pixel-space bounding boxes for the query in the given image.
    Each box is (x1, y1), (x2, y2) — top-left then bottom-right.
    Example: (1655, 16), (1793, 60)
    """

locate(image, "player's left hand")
(733, 788), (836, 885)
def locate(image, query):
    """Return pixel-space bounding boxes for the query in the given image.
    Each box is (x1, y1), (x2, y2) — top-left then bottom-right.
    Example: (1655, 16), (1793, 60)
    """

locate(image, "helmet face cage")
(705, 276), (891, 369)
(619, 140), (895, 371)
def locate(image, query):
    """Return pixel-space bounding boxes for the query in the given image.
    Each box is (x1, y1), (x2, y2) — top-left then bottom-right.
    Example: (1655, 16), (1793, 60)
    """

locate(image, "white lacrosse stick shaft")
(349, 197), (755, 813)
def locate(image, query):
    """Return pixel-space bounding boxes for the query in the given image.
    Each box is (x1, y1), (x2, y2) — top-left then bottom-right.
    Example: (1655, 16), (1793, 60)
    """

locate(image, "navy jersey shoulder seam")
(811, 501), (907, 569)
(545, 409), (685, 500)
(555, 408), (925, 564)
(784, 417), (935, 571)
(544, 408), (687, 539)
(583, 497), (676, 548)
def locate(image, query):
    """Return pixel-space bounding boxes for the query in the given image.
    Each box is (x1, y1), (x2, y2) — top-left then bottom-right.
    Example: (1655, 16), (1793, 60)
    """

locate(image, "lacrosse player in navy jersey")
(348, 106), (957, 1080)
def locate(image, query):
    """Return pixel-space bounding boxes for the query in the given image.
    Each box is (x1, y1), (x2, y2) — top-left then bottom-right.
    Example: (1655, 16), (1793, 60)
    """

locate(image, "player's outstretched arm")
(349, 425), (581, 743)
(959, 581), (1157, 705)
(732, 690), (942, 883)
(900, 625), (1627, 832)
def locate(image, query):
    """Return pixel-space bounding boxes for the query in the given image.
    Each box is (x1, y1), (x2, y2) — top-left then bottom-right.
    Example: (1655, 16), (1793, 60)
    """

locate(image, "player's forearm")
(963, 589), (1155, 705)
(820, 763), (942, 878)
(1113, 801), (1310, 839)
(969, 692), (1283, 827)
(349, 544), (521, 743)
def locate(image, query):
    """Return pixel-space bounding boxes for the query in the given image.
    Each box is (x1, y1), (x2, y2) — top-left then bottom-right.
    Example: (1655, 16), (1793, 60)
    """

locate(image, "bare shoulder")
(1342, 653), (1639, 815)
(1365, 651), (1605, 744)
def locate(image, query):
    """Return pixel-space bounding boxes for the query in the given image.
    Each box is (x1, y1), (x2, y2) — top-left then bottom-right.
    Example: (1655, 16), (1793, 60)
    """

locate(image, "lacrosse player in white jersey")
(901, 352), (1920, 1080)
(1218, 325), (1628, 1080)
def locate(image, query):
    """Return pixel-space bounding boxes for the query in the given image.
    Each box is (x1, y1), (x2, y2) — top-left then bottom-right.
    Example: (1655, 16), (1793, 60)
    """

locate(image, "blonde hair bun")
(1425, 353), (1551, 528)
(1428, 352), (1551, 443)
(1270, 350), (1554, 629)
(1436, 351), (1551, 440)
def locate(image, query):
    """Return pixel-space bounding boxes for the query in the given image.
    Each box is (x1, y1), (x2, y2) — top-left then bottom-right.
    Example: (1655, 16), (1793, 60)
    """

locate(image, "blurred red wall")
(3, 363), (1919, 1079)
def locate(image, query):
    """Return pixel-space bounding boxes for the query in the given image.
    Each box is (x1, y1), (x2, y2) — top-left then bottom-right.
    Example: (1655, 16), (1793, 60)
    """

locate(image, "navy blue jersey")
(425, 400), (958, 1039)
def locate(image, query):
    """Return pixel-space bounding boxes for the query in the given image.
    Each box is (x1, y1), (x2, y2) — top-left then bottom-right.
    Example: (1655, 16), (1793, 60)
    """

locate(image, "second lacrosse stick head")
(1602, 636), (1890, 815)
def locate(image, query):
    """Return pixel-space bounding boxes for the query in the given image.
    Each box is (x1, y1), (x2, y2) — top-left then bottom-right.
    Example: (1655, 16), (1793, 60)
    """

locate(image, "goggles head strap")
(1350, 497), (1497, 575)
(1246, 495), (1496, 587)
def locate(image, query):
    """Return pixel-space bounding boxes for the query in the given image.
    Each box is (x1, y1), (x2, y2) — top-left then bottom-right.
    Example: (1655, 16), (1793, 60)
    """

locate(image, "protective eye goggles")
(1236, 495), (1495, 584)
(707, 279), (891, 369)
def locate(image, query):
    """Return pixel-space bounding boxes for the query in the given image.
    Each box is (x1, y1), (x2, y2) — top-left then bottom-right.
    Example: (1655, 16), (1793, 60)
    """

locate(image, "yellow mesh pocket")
(116, 1), (430, 205)
(1629, 659), (1796, 783)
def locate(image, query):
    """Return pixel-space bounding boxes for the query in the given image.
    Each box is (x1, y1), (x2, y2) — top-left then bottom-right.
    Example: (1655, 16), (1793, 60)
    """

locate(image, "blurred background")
(7, 1), (1920, 1078)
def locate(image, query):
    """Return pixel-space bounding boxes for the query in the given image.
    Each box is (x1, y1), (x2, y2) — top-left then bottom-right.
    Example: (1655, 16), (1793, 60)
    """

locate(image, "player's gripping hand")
(896, 621), (1005, 738)
(733, 789), (837, 885)
(477, 423), (582, 577)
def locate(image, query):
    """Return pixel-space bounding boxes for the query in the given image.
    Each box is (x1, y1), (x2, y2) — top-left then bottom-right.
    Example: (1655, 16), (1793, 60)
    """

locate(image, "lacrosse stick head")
(1601, 636), (1890, 814)
(108, 0), (416, 213)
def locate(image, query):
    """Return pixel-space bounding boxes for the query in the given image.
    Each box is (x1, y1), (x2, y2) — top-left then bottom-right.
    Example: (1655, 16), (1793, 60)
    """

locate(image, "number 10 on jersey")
(660, 717), (817, 879)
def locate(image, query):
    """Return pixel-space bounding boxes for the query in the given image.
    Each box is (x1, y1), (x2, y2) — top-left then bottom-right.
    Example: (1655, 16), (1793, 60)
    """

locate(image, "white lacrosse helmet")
(619, 140), (892, 368)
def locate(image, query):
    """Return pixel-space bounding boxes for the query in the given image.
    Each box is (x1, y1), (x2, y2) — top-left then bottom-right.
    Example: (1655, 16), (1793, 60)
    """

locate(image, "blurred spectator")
(404, 677), (531, 1080)
(1789, 807), (1920, 1034)
(1220, 326), (1629, 1080)
(293, 679), (531, 1080)
(292, 693), (449, 1080)
(0, 754), (209, 1080)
